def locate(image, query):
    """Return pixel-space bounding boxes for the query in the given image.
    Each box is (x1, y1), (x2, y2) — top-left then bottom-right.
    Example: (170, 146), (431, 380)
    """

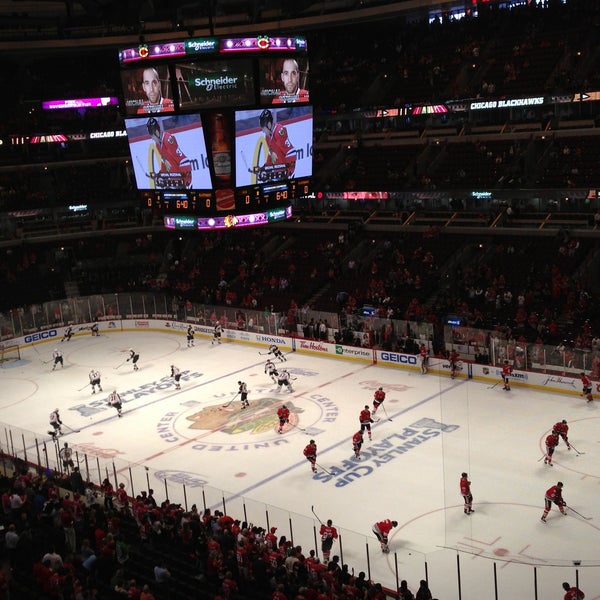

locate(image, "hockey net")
(0, 343), (20, 364)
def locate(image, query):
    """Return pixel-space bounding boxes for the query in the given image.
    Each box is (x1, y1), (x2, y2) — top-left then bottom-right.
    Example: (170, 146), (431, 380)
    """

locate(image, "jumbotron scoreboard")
(118, 34), (312, 229)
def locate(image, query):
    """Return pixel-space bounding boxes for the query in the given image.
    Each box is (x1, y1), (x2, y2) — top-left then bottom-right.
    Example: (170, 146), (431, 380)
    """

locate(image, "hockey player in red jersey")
(419, 344), (429, 374)
(460, 472), (474, 514)
(319, 519), (338, 564)
(552, 420), (571, 450)
(541, 481), (566, 522)
(352, 430), (364, 460)
(580, 372), (593, 402)
(501, 360), (513, 390)
(359, 405), (374, 441)
(372, 387), (386, 417)
(303, 440), (317, 473)
(544, 432), (559, 466)
(372, 519), (398, 553)
(147, 117), (192, 189)
(257, 109), (296, 180)
(276, 404), (290, 434)
(449, 349), (460, 379)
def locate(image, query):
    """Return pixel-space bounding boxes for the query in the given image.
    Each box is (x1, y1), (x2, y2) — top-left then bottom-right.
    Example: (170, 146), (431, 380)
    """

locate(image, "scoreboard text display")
(119, 35), (311, 226)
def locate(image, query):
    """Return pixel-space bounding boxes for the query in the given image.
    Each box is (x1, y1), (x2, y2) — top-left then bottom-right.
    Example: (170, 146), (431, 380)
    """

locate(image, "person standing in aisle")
(359, 405), (374, 441)
(127, 349), (140, 371)
(52, 348), (64, 370)
(319, 519), (338, 564)
(371, 519), (397, 553)
(170, 365), (181, 390)
(541, 481), (566, 522)
(544, 431), (559, 466)
(460, 472), (474, 514)
(303, 439), (317, 473)
(108, 390), (123, 418)
(238, 381), (249, 409)
(186, 325), (195, 347)
(89, 369), (102, 394)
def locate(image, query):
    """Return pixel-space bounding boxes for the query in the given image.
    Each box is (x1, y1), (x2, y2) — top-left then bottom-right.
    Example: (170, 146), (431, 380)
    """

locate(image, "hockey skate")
(381, 543), (390, 553)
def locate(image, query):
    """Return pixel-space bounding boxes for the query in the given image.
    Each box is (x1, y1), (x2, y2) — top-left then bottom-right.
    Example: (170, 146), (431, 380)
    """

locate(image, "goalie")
(147, 117), (192, 189)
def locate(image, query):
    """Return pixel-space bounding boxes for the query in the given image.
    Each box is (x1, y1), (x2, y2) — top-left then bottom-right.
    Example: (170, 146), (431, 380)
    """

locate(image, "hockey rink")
(1, 330), (599, 599)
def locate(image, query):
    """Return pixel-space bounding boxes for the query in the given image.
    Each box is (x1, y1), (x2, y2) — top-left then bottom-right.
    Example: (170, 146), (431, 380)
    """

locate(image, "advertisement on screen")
(259, 57), (309, 105)
(234, 106), (312, 187)
(174, 59), (255, 109)
(121, 65), (175, 116)
(125, 114), (212, 190)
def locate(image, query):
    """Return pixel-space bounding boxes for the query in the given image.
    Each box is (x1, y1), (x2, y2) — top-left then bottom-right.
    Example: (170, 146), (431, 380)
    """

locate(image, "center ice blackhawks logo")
(186, 397), (304, 435)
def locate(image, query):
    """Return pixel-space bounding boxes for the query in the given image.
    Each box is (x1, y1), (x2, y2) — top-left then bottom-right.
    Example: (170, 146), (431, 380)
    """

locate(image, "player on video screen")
(258, 109), (296, 180)
(137, 67), (174, 114)
(272, 59), (308, 105)
(147, 118), (192, 189)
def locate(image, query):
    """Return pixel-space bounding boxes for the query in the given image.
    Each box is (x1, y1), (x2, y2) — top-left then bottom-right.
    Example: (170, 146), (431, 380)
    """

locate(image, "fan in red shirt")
(277, 404), (290, 434)
(352, 430), (364, 460)
(552, 420), (571, 450)
(580, 372), (593, 402)
(372, 387), (386, 417)
(460, 472), (474, 514)
(359, 405), (374, 441)
(544, 432), (559, 466)
(372, 519), (398, 553)
(501, 360), (513, 390)
(562, 581), (585, 600)
(303, 440), (317, 473)
(541, 481), (566, 522)
(319, 519), (338, 563)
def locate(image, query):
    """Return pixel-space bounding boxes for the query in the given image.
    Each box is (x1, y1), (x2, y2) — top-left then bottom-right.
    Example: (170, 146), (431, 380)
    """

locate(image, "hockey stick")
(114, 360), (128, 370)
(311, 505), (324, 525)
(62, 424), (81, 434)
(77, 383), (89, 392)
(569, 443), (585, 455)
(566, 505), (593, 520)
(291, 422), (308, 433)
(537, 453), (547, 462)
(258, 351), (270, 356)
(487, 382), (500, 390)
(315, 462), (332, 476)
(220, 393), (239, 409)
(381, 404), (392, 422)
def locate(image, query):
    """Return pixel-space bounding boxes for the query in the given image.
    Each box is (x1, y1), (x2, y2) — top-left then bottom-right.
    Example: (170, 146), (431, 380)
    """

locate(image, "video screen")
(174, 59), (255, 110)
(124, 114), (212, 190)
(234, 106), (312, 187)
(121, 65), (175, 116)
(259, 57), (309, 105)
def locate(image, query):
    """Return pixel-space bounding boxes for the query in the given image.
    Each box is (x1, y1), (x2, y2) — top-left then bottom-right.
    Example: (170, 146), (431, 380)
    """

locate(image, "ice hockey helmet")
(147, 117), (160, 137)
(259, 109), (273, 128)
(461, 472), (468, 477)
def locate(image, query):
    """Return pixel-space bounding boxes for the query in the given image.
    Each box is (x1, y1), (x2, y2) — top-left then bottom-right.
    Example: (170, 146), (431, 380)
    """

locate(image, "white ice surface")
(2, 330), (599, 599)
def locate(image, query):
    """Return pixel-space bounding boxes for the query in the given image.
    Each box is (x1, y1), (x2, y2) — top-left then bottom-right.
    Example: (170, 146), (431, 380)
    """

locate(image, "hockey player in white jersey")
(276, 369), (294, 393)
(171, 365), (181, 390)
(264, 359), (279, 383)
(186, 325), (195, 347)
(89, 369), (102, 394)
(212, 323), (223, 345)
(52, 348), (64, 370)
(268, 344), (286, 362)
(126, 349), (140, 371)
(107, 390), (123, 417)
(49, 408), (63, 437)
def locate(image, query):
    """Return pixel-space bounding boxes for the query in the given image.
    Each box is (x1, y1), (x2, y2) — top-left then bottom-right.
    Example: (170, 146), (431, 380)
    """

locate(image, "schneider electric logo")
(191, 75), (239, 91)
